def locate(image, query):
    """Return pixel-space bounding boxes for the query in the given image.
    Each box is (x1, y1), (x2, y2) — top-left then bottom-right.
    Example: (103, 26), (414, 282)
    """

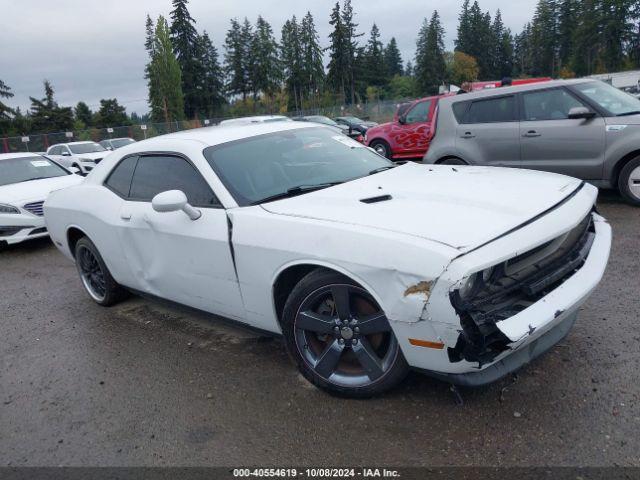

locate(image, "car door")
(519, 87), (605, 179)
(106, 153), (245, 320)
(455, 95), (521, 167)
(393, 99), (433, 157)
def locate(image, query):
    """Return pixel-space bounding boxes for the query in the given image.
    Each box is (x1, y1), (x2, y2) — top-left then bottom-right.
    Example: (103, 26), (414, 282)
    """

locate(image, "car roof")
(219, 115), (290, 125)
(446, 78), (595, 103)
(129, 121), (320, 150)
(0, 152), (43, 161)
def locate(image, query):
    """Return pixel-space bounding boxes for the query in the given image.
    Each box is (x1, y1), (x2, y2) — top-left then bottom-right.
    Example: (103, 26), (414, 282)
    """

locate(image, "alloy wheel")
(77, 245), (107, 302)
(294, 284), (398, 388)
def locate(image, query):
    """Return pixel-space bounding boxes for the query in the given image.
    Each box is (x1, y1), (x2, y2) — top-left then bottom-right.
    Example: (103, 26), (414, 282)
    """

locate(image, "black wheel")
(618, 157), (640, 206)
(369, 140), (391, 159)
(439, 157), (467, 165)
(75, 237), (128, 306)
(281, 269), (409, 397)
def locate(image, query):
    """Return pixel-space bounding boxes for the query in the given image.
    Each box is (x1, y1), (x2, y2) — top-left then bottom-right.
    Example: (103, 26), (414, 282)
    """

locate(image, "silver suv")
(424, 79), (640, 205)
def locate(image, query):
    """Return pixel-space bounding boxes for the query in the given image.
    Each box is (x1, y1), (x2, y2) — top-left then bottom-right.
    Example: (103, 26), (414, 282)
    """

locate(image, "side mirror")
(152, 190), (201, 220)
(568, 107), (596, 120)
(61, 151), (71, 156)
(398, 115), (406, 125)
(68, 167), (81, 174)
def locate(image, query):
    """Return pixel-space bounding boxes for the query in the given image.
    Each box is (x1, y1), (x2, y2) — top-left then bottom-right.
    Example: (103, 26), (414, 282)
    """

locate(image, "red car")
(365, 95), (446, 160)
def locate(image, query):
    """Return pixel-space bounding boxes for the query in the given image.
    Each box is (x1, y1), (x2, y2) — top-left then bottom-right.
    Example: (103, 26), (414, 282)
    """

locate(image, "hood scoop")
(360, 194), (392, 204)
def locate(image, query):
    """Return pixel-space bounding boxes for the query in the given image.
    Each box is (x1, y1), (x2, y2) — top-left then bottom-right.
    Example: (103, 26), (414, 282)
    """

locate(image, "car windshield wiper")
(368, 165), (397, 175)
(616, 110), (640, 116)
(251, 182), (343, 205)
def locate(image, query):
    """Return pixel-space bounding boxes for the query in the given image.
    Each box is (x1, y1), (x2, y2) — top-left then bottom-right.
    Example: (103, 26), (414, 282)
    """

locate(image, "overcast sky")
(1, 0), (538, 115)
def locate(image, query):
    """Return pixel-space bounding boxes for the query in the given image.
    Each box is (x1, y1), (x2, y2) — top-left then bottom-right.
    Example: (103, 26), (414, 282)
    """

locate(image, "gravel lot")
(1, 191), (639, 467)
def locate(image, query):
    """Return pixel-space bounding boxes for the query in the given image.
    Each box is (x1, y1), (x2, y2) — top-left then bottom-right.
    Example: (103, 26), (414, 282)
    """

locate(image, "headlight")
(0, 203), (20, 214)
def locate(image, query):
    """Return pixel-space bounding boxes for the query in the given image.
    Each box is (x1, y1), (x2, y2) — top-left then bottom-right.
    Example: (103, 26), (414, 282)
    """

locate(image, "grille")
(23, 201), (44, 216)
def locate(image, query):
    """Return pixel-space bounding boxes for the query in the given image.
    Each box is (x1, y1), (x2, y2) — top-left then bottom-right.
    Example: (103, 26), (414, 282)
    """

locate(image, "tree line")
(2, 0), (640, 135)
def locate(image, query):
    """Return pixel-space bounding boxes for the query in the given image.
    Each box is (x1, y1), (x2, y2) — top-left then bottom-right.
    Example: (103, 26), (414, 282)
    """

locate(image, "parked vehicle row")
(42, 121), (611, 397)
(424, 78), (640, 205)
(44, 138), (136, 175)
(293, 115), (365, 142)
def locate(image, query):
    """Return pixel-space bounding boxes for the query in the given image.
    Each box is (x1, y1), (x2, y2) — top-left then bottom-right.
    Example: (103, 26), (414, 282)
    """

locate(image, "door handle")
(460, 132), (476, 139)
(120, 211), (132, 221)
(523, 130), (541, 138)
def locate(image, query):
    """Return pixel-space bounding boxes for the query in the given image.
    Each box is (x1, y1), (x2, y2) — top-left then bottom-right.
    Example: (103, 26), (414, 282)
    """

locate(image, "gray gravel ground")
(1, 191), (639, 467)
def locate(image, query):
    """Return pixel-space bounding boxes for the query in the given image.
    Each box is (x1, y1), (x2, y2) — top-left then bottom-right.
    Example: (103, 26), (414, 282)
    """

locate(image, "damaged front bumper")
(392, 211), (611, 386)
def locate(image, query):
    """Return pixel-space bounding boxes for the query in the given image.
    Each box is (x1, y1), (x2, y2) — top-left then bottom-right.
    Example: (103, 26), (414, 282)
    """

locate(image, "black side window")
(405, 100), (431, 123)
(129, 155), (220, 207)
(105, 156), (138, 197)
(452, 102), (469, 123)
(465, 96), (516, 123)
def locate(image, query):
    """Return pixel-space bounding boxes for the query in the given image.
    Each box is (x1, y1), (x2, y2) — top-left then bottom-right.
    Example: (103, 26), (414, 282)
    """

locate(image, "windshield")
(69, 143), (106, 154)
(574, 81), (640, 116)
(342, 116), (365, 123)
(307, 116), (339, 126)
(0, 156), (69, 186)
(111, 138), (135, 149)
(204, 126), (392, 206)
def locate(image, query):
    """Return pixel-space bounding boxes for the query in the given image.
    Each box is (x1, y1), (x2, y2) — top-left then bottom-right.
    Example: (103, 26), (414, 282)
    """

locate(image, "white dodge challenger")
(44, 122), (612, 397)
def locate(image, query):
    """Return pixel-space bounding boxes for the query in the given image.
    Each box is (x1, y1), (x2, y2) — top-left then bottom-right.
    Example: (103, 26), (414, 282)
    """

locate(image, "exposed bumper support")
(415, 311), (577, 387)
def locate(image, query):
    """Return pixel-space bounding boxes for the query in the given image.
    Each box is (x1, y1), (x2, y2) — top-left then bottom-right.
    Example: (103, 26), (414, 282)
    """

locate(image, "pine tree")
(326, 2), (348, 103)
(94, 99), (129, 128)
(384, 37), (404, 77)
(74, 101), (93, 127)
(455, 1), (494, 79)
(169, 0), (201, 118)
(557, 0), (578, 70)
(0, 79), (15, 120)
(148, 15), (185, 123)
(341, 0), (363, 104)
(415, 11), (446, 95)
(29, 80), (74, 133)
(248, 16), (281, 101)
(300, 12), (325, 104)
(571, 0), (601, 75)
(364, 24), (387, 88)
(198, 31), (225, 117)
(492, 10), (514, 78)
(405, 61), (414, 77)
(529, 0), (559, 77)
(224, 18), (250, 100)
(281, 16), (304, 110)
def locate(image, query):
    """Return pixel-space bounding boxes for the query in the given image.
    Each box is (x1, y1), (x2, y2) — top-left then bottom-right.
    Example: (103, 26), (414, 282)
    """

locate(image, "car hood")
(0, 174), (83, 204)
(76, 151), (107, 161)
(261, 163), (583, 252)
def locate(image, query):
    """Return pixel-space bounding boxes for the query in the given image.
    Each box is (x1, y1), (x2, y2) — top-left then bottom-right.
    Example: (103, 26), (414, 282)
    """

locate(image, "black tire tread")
(281, 268), (409, 398)
(618, 156), (640, 206)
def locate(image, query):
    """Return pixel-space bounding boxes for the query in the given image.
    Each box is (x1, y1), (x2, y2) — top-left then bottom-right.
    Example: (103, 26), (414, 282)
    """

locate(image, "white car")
(0, 153), (83, 246)
(44, 122), (612, 397)
(100, 137), (136, 151)
(46, 141), (109, 175)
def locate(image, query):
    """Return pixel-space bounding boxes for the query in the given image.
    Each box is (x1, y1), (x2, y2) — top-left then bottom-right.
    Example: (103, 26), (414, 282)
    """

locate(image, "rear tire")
(281, 269), (409, 398)
(75, 237), (128, 306)
(618, 157), (640, 206)
(369, 140), (392, 159)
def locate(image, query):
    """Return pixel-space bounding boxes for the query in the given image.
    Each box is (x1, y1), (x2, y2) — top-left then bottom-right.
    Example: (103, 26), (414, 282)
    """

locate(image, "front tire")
(75, 237), (128, 306)
(618, 157), (640, 206)
(369, 140), (391, 159)
(281, 269), (409, 397)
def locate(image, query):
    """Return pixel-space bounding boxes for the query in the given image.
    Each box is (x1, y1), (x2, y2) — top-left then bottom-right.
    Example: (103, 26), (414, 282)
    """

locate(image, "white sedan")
(44, 122), (611, 397)
(0, 153), (83, 246)
(46, 141), (109, 175)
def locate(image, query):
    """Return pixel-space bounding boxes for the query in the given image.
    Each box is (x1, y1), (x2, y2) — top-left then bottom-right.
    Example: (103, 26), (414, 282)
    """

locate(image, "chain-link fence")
(1, 99), (409, 154)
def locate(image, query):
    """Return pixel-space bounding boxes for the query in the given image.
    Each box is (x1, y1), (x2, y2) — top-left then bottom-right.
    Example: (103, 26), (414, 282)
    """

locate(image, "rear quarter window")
(452, 102), (469, 123)
(463, 96), (517, 124)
